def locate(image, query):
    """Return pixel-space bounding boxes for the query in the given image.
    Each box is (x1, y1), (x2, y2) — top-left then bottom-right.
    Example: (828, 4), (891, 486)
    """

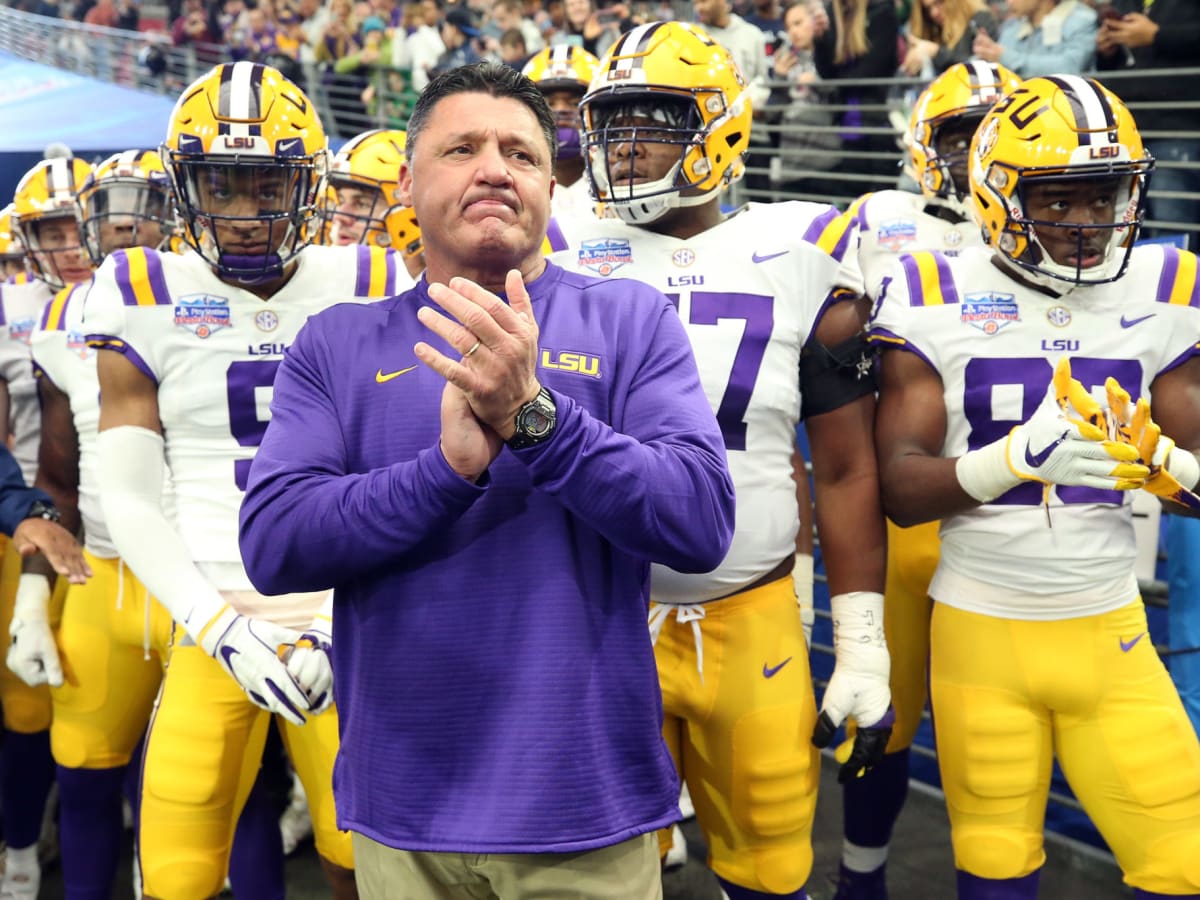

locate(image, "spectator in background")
(315, 0), (361, 65)
(972, 0), (1097, 76)
(399, 0), (445, 90)
(491, 0), (545, 54)
(815, 0), (900, 190)
(770, 0), (841, 196)
(497, 26), (530, 67)
(430, 6), (482, 77)
(901, 0), (997, 76)
(334, 14), (393, 130)
(114, 0), (138, 30)
(1096, 0), (1200, 247)
(561, 0), (627, 59)
(172, 0), (217, 45)
(83, 0), (118, 27)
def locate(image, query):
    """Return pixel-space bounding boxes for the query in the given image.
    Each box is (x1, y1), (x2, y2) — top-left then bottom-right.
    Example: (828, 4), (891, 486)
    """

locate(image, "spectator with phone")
(1096, 0), (1200, 247)
(901, 0), (996, 76)
(972, 0), (1096, 77)
(561, 0), (628, 58)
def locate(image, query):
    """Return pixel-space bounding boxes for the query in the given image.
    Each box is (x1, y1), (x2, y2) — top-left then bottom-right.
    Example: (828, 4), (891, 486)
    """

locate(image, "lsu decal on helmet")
(79, 149), (176, 263)
(327, 129), (420, 264)
(162, 61), (328, 284)
(11, 157), (94, 289)
(970, 75), (1153, 287)
(0, 204), (27, 279)
(522, 45), (600, 160)
(580, 21), (751, 225)
(908, 60), (1021, 213)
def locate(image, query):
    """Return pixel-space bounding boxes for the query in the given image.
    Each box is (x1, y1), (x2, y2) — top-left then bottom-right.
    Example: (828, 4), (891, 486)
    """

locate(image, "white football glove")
(793, 552), (815, 650)
(284, 593), (334, 715)
(7, 574), (63, 688)
(812, 591), (893, 783)
(957, 358), (1147, 503)
(198, 606), (311, 726)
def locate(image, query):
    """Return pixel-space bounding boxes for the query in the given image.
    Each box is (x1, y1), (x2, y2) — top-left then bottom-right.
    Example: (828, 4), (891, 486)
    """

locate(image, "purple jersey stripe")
(900, 255), (924, 307)
(1156, 246), (1180, 303)
(85, 334), (158, 385)
(385, 248), (397, 294)
(114, 253), (139, 307)
(935, 253), (959, 305)
(354, 245), (372, 295)
(545, 217), (568, 253)
(144, 250), (171, 305)
(801, 206), (839, 245)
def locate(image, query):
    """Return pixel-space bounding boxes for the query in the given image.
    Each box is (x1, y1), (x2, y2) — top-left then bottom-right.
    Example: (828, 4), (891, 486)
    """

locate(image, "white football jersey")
(870, 243), (1200, 620)
(550, 201), (858, 603)
(32, 282), (118, 557)
(83, 243), (412, 597)
(851, 190), (983, 300)
(0, 279), (54, 483)
(551, 175), (596, 223)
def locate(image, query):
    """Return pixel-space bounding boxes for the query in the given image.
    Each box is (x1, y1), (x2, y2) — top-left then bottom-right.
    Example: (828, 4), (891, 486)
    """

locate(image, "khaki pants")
(351, 830), (662, 900)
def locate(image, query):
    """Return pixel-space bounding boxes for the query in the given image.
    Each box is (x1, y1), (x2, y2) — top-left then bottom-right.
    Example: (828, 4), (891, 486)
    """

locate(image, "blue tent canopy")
(0, 51), (178, 202)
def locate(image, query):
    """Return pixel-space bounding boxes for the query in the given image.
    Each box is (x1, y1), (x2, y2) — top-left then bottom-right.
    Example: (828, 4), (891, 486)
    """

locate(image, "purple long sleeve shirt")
(239, 262), (734, 853)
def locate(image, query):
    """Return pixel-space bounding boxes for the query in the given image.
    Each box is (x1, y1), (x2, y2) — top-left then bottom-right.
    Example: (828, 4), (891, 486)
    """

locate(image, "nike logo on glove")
(376, 366), (417, 383)
(1119, 313), (1155, 329)
(752, 250), (789, 264)
(1024, 429), (1069, 468)
(1120, 632), (1146, 652)
(762, 657), (792, 678)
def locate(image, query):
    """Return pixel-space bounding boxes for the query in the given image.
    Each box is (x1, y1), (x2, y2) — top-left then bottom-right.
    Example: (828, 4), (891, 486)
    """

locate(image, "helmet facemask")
(168, 156), (323, 285)
(325, 176), (391, 248)
(82, 177), (175, 262)
(983, 161), (1151, 289)
(924, 109), (987, 216)
(583, 93), (719, 225)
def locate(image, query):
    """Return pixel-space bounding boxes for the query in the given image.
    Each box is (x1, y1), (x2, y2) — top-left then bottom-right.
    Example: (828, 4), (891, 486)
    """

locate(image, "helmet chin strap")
(219, 253), (285, 285)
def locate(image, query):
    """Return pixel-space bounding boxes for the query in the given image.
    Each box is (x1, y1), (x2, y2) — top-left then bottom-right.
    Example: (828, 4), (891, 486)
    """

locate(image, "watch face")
(520, 408), (552, 438)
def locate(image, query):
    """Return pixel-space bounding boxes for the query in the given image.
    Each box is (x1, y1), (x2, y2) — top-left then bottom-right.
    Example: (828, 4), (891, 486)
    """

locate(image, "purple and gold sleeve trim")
(1155, 246), (1200, 308)
(114, 248), (172, 307)
(899, 252), (959, 307)
(868, 327), (938, 372)
(354, 245), (398, 297)
(85, 334), (158, 385)
(801, 205), (855, 263)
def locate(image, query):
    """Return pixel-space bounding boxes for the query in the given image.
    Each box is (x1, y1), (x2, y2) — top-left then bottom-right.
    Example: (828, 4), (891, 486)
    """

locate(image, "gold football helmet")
(581, 21), (751, 224)
(11, 157), (94, 289)
(162, 61), (328, 283)
(523, 45), (600, 160)
(79, 149), (176, 262)
(326, 129), (420, 264)
(908, 61), (1021, 212)
(0, 204), (27, 278)
(970, 75), (1153, 287)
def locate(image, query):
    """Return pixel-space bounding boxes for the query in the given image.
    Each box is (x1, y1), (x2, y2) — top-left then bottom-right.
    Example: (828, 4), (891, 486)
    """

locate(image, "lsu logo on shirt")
(577, 238), (633, 276)
(8, 317), (35, 346)
(961, 291), (1019, 335)
(540, 348), (601, 378)
(878, 219), (918, 252)
(175, 294), (231, 339)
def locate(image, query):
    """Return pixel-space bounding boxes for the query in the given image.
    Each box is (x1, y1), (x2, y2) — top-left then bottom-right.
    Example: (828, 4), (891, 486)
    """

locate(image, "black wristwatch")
(25, 500), (62, 524)
(507, 387), (557, 450)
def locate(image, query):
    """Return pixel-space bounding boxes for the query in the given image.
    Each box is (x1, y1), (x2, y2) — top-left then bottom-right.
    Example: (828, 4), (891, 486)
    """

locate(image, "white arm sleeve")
(96, 425), (227, 643)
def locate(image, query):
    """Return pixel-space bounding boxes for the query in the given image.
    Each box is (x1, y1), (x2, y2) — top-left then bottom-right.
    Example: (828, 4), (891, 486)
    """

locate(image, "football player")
(832, 60), (1020, 900)
(326, 128), (425, 279)
(521, 43), (601, 225)
(870, 75), (1200, 899)
(553, 22), (890, 899)
(0, 155), (93, 900)
(84, 62), (411, 900)
(0, 204), (29, 283)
